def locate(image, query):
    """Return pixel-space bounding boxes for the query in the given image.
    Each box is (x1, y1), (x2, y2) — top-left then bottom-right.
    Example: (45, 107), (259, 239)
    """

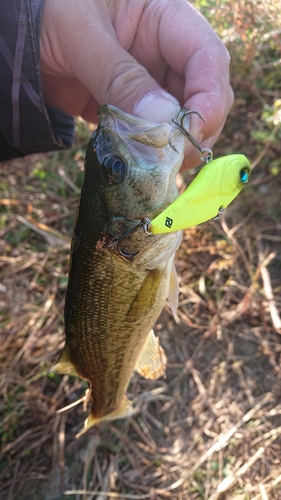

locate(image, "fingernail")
(134, 92), (181, 123)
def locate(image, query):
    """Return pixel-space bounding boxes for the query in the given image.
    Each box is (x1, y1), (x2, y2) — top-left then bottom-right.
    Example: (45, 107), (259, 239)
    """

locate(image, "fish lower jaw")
(76, 396), (135, 438)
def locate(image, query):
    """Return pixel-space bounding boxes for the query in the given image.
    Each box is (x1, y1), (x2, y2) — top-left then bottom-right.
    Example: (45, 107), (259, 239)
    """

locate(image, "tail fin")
(76, 397), (135, 438)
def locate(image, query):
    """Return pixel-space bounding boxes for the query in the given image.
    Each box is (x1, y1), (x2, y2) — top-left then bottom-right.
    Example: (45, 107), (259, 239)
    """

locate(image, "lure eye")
(240, 168), (249, 184)
(101, 155), (127, 185)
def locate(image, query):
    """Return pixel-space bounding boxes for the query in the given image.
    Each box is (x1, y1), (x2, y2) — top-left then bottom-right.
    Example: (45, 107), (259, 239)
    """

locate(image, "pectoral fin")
(76, 397), (134, 438)
(135, 330), (167, 380)
(51, 347), (78, 376)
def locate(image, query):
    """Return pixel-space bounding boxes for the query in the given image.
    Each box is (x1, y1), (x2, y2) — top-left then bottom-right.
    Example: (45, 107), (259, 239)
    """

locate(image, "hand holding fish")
(53, 104), (250, 435)
(40, 0), (233, 168)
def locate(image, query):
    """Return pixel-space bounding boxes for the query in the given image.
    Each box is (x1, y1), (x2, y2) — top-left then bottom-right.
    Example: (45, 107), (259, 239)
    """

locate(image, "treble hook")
(105, 222), (142, 261)
(170, 109), (213, 163)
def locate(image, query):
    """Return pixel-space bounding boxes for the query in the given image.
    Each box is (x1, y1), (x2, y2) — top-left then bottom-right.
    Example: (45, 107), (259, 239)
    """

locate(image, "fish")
(149, 154), (251, 234)
(53, 105), (188, 436)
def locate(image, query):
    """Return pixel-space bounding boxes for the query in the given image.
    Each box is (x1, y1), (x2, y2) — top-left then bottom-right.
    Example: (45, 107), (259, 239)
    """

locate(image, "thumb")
(68, 19), (180, 123)
(53, 0), (179, 122)
(42, 0), (181, 124)
(133, 92), (181, 124)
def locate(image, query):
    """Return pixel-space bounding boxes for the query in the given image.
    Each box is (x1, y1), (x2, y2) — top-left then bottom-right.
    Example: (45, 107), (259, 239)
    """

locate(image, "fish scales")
(53, 105), (187, 435)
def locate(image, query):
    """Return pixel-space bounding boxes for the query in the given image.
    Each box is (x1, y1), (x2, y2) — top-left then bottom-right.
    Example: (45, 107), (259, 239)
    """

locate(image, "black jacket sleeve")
(0, 0), (75, 161)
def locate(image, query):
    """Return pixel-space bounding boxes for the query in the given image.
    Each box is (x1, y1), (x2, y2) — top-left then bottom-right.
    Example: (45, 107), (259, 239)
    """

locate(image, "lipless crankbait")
(108, 108), (251, 250)
(136, 108), (251, 235)
(147, 153), (251, 234)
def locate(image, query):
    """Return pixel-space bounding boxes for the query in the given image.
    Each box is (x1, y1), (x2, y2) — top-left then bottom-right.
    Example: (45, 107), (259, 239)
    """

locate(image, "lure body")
(150, 154), (251, 234)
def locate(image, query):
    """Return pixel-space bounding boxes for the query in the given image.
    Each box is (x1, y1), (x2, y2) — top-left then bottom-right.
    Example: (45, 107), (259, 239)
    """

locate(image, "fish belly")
(55, 245), (172, 426)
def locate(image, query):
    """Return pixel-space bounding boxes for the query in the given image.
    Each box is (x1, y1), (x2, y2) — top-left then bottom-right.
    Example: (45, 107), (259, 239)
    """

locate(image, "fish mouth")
(97, 104), (187, 162)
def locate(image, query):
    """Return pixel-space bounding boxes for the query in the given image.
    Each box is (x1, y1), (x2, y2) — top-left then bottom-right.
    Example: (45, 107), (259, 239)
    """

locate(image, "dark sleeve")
(0, 0), (75, 162)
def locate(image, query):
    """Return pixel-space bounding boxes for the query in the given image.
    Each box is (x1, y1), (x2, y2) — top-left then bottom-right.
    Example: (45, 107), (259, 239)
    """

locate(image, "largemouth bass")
(54, 105), (187, 435)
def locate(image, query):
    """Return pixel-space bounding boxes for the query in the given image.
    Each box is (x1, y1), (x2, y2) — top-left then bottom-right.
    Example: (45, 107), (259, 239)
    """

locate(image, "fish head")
(87, 105), (187, 226)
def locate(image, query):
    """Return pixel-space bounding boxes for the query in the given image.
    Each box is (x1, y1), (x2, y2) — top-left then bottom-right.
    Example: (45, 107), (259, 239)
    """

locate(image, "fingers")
(40, 0), (162, 117)
(182, 84), (234, 168)
(182, 63), (234, 154)
(41, 0), (232, 158)
(179, 83), (234, 170)
(154, 0), (233, 162)
(114, 0), (233, 164)
(53, 0), (164, 113)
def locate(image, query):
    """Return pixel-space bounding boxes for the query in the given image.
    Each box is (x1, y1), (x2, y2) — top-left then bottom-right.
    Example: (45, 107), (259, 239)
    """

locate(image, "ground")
(0, 1), (281, 499)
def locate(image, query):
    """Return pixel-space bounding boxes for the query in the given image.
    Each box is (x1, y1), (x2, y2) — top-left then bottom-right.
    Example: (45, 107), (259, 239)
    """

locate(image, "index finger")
(158, 1), (233, 141)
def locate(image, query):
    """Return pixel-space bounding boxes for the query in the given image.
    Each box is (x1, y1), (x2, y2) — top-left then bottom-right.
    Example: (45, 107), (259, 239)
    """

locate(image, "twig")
(259, 483), (269, 500)
(167, 394), (272, 491)
(250, 122), (280, 170)
(64, 491), (152, 499)
(59, 414), (67, 494)
(7, 460), (19, 500)
(58, 166), (81, 193)
(57, 396), (86, 413)
(208, 430), (281, 499)
(251, 474), (281, 500)
(256, 236), (281, 333)
(16, 214), (70, 247)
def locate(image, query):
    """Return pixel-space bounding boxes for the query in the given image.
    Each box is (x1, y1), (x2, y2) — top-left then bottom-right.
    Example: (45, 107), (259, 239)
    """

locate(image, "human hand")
(40, 0), (233, 168)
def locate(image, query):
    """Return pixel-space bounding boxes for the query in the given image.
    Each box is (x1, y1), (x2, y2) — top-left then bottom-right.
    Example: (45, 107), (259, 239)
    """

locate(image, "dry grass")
(1, 1), (281, 499)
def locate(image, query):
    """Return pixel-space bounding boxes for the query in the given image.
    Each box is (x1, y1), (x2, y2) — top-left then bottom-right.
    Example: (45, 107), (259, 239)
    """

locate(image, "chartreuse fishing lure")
(147, 153), (251, 234)
(110, 109), (251, 251)
(135, 108), (251, 235)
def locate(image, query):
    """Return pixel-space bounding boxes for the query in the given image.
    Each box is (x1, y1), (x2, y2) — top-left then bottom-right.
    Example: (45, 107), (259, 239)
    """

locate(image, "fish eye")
(101, 155), (127, 185)
(239, 168), (249, 184)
